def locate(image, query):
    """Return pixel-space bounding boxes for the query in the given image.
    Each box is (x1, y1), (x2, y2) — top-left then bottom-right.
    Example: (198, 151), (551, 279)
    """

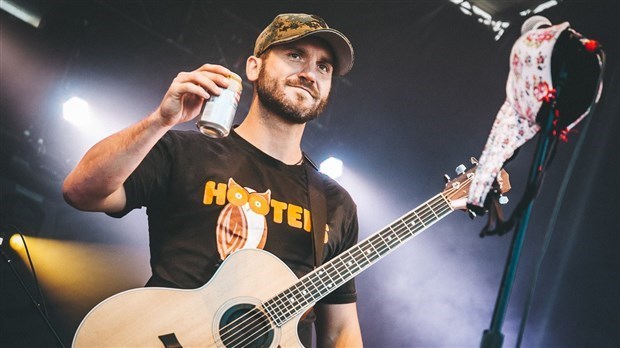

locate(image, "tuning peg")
(499, 195), (509, 205)
(470, 157), (479, 165)
(455, 164), (466, 175)
(444, 174), (451, 183)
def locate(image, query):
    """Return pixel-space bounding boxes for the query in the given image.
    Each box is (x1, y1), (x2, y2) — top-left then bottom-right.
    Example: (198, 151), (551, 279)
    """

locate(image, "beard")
(255, 65), (329, 124)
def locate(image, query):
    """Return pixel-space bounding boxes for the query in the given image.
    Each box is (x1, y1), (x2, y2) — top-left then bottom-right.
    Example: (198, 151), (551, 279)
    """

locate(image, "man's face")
(255, 37), (334, 124)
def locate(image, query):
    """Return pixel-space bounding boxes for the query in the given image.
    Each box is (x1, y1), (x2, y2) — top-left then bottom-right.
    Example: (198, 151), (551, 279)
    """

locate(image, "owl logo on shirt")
(216, 178), (271, 260)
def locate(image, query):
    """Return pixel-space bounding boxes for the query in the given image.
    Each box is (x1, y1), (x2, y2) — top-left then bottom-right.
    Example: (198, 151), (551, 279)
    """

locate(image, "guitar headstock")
(442, 158), (511, 211)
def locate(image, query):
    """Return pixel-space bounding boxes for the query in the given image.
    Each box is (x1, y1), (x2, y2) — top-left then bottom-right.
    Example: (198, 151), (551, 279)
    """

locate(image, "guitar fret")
(295, 281), (312, 303)
(379, 231), (398, 250)
(406, 212), (423, 232)
(426, 198), (440, 220)
(376, 233), (393, 254)
(439, 193), (452, 211)
(400, 218), (414, 236)
(399, 218), (416, 237)
(285, 285), (301, 308)
(413, 210), (426, 227)
(262, 303), (276, 328)
(303, 275), (322, 301)
(315, 269), (331, 296)
(291, 281), (315, 317)
(357, 242), (373, 265)
(367, 240), (382, 262)
(289, 283), (310, 313)
(347, 247), (363, 269)
(262, 188), (465, 327)
(279, 290), (294, 319)
(341, 251), (360, 274)
(367, 235), (386, 258)
(322, 263), (338, 290)
(329, 260), (344, 281)
(333, 257), (353, 279)
(388, 226), (403, 243)
(271, 297), (286, 325)
(262, 301), (275, 320)
(277, 291), (294, 323)
(264, 299), (285, 326)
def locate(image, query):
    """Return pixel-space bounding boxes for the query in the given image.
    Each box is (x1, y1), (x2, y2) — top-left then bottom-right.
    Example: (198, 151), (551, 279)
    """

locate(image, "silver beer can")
(196, 72), (243, 137)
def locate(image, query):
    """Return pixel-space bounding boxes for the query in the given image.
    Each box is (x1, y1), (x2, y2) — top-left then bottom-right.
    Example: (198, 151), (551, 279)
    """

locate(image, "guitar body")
(73, 249), (306, 347)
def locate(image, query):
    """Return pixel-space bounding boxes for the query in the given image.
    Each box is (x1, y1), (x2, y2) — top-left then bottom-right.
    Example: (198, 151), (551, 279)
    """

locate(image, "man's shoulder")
(165, 129), (209, 142)
(316, 171), (356, 208)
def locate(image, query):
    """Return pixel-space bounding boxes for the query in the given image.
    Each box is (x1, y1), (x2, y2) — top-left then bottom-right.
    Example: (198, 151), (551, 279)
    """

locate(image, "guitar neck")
(263, 192), (454, 326)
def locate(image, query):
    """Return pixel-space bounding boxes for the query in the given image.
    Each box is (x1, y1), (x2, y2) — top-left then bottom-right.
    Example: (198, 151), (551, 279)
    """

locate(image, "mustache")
(287, 79), (319, 98)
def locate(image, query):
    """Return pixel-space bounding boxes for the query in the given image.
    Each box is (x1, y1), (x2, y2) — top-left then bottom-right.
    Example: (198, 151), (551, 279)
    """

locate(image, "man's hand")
(156, 64), (234, 127)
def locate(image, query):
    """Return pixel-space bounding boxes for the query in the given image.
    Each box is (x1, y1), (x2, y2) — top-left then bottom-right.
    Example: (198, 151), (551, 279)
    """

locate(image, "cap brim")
(269, 28), (354, 76)
(307, 29), (354, 76)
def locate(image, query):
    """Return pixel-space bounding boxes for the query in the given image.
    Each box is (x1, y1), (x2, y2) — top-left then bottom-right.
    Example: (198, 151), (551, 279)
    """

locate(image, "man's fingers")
(173, 70), (231, 96)
(157, 64), (239, 126)
(196, 63), (232, 76)
(172, 81), (211, 100)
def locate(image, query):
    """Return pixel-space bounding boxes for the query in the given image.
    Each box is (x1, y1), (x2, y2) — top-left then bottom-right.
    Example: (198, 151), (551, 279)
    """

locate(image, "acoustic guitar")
(73, 161), (509, 347)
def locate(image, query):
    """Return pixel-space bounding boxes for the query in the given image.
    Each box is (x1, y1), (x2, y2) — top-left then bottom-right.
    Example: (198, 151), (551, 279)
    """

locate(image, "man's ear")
(246, 55), (262, 82)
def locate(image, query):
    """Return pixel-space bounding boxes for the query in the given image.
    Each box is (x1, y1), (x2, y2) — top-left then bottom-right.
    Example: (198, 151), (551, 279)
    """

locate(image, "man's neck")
(234, 102), (306, 165)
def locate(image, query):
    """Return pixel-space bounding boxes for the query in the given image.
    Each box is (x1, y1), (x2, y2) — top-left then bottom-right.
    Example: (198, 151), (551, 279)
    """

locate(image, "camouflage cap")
(254, 13), (354, 76)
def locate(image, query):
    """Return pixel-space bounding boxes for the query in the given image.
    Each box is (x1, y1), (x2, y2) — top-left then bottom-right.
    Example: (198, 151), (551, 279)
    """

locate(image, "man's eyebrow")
(285, 43), (335, 66)
(319, 54), (335, 67)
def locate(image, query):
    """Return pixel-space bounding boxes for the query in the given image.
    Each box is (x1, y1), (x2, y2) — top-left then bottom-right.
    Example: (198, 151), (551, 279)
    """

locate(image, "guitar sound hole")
(218, 303), (274, 348)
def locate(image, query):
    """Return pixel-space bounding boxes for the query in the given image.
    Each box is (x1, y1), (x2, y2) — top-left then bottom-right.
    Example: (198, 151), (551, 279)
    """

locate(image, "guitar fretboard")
(262, 192), (453, 326)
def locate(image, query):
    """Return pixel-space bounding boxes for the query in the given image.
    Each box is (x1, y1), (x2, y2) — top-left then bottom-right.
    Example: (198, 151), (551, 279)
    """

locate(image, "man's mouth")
(289, 84), (317, 98)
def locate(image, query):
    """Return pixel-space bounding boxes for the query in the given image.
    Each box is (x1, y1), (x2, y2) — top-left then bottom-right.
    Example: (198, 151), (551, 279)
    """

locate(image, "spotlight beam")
(1, 234), (66, 347)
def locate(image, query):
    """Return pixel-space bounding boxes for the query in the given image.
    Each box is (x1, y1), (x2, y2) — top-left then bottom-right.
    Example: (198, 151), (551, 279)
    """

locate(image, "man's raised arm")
(62, 64), (232, 213)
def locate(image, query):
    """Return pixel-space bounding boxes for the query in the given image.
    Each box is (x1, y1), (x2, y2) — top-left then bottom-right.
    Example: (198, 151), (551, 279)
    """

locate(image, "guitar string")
(216, 184), (466, 348)
(223, 199), (455, 348)
(227, 199), (453, 348)
(267, 189), (460, 312)
(219, 186), (464, 348)
(214, 181), (469, 347)
(221, 213), (447, 347)
(217, 308), (267, 347)
(222, 309), (274, 348)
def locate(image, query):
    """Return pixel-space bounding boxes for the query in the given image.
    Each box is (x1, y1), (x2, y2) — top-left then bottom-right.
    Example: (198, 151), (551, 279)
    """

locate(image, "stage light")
(63, 97), (92, 127)
(520, 1), (559, 17)
(9, 233), (24, 251)
(0, 0), (42, 28)
(320, 157), (343, 179)
(448, 1), (510, 41)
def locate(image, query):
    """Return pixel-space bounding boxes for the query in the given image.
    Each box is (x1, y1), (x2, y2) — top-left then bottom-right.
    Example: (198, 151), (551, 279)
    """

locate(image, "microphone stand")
(480, 64), (567, 348)
(1, 247), (66, 348)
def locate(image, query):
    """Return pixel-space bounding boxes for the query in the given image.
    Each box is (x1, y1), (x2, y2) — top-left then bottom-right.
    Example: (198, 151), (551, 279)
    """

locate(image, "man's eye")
(289, 53), (301, 59)
(318, 64), (331, 74)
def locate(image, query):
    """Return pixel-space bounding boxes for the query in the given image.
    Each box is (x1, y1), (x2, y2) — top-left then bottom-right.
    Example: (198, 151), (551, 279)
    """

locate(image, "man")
(63, 13), (362, 347)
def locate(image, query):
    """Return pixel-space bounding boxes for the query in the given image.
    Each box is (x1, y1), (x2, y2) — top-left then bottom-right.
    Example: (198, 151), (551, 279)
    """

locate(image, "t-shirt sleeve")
(319, 180), (359, 304)
(106, 132), (174, 218)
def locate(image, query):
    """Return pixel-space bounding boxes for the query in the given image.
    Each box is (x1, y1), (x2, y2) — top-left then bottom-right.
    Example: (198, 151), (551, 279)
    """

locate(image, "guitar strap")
(303, 153), (326, 268)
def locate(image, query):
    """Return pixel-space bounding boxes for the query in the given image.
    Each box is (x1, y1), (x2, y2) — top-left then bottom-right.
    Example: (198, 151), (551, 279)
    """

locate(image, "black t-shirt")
(111, 129), (359, 306)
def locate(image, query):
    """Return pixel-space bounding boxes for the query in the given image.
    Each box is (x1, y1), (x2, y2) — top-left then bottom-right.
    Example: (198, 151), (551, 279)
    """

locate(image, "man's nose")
(298, 63), (318, 84)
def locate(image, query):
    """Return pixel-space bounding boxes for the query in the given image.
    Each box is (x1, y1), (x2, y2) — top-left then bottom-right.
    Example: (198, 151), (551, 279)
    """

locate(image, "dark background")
(1, 1), (618, 347)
